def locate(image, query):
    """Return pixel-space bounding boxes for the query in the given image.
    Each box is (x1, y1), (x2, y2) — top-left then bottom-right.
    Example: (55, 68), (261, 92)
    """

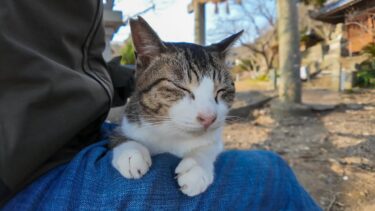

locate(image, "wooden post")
(194, 1), (206, 45)
(277, 0), (302, 103)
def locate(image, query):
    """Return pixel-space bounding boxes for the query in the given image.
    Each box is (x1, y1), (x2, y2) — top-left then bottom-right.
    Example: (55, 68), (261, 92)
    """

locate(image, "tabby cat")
(111, 17), (242, 197)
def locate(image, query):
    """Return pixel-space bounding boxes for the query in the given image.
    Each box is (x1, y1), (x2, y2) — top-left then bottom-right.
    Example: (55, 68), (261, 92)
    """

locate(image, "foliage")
(238, 59), (255, 71)
(120, 39), (136, 65)
(255, 74), (269, 81)
(356, 44), (375, 87)
(362, 43), (375, 59)
(300, 33), (310, 43)
(356, 60), (375, 87)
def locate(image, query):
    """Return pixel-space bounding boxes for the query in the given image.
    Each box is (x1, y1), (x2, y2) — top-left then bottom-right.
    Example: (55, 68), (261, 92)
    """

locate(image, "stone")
(309, 104), (337, 111)
(345, 103), (363, 110)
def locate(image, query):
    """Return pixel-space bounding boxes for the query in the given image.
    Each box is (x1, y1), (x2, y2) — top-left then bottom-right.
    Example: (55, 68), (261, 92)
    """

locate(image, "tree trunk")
(194, 2), (206, 45)
(277, 0), (301, 103)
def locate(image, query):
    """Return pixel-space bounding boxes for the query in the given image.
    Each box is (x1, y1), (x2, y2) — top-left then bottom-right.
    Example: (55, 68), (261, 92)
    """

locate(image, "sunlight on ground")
(330, 135), (367, 149)
(234, 78), (273, 92)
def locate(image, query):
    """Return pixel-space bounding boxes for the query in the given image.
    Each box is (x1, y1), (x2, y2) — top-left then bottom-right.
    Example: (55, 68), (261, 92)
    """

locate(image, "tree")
(189, 0), (243, 45)
(211, 0), (277, 75)
(240, 0), (277, 75)
(277, 0), (302, 103)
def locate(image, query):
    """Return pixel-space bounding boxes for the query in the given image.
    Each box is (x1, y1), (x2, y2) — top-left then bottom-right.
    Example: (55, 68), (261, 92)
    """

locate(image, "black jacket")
(0, 0), (133, 204)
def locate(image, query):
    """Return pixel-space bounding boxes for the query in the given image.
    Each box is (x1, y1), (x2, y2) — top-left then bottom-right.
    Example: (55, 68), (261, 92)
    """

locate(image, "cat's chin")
(185, 129), (207, 137)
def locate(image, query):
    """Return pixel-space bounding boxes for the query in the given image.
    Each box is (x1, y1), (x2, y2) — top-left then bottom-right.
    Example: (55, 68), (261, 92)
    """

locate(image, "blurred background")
(103, 1), (375, 210)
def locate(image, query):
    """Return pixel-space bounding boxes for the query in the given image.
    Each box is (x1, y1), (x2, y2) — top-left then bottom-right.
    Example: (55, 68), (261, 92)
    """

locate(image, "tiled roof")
(320, 0), (362, 14)
(311, 0), (365, 23)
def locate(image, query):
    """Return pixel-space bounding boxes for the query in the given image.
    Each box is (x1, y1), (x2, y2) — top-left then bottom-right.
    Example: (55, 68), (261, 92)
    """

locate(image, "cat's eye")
(215, 88), (226, 103)
(167, 81), (194, 100)
(174, 86), (194, 100)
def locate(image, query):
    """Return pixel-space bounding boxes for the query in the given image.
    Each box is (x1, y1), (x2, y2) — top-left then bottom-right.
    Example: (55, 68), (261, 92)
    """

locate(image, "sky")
(112, 0), (275, 45)
(112, 0), (240, 44)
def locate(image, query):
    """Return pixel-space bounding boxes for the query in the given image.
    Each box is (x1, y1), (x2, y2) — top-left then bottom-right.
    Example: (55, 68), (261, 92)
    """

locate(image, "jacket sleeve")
(0, 0), (113, 203)
(107, 56), (135, 108)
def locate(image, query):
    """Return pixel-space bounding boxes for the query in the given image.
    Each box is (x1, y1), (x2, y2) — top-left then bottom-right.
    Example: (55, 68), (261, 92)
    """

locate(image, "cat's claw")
(175, 157), (213, 197)
(112, 142), (152, 179)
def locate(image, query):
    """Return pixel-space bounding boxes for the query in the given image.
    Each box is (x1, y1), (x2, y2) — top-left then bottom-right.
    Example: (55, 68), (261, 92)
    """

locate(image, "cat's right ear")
(129, 16), (166, 67)
(207, 30), (244, 60)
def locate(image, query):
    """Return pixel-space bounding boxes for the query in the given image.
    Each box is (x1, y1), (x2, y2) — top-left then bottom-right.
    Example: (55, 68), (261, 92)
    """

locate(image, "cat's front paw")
(175, 157), (213, 197)
(112, 142), (152, 179)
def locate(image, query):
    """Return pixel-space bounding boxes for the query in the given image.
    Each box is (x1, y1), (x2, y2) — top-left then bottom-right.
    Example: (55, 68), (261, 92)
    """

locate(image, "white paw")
(175, 157), (213, 197)
(112, 142), (152, 179)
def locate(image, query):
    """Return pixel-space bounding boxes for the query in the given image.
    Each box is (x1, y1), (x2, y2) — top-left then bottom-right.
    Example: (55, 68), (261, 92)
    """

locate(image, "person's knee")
(220, 150), (285, 163)
(218, 150), (290, 175)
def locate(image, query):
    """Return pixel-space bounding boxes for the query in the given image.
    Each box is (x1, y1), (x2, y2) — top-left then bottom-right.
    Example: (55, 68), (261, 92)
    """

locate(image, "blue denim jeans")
(3, 125), (321, 210)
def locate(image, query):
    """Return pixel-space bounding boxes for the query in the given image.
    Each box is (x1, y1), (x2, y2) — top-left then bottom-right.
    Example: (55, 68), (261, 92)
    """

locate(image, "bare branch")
(123, 4), (155, 24)
(210, 0), (277, 74)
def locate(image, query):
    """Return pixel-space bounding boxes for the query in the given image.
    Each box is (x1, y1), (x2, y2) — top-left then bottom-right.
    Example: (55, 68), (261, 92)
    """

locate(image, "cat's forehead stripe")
(185, 55), (192, 82)
(169, 43), (219, 68)
(184, 49), (200, 81)
(179, 46), (223, 83)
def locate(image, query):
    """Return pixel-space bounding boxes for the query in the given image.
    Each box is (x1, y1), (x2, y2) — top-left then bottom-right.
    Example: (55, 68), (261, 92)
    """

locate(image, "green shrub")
(356, 44), (375, 87)
(120, 39), (136, 65)
(356, 60), (375, 87)
(362, 43), (375, 59)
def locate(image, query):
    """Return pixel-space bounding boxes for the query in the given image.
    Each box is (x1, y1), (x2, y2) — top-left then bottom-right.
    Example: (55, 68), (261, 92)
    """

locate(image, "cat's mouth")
(173, 123), (221, 135)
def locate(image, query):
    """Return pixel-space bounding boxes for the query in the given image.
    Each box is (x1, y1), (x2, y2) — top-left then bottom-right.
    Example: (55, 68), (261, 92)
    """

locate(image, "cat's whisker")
(172, 120), (199, 127)
(139, 122), (168, 127)
(125, 113), (168, 117)
(224, 116), (242, 122)
(224, 119), (241, 123)
(225, 115), (242, 119)
(138, 120), (179, 128)
(171, 122), (203, 131)
(125, 114), (172, 119)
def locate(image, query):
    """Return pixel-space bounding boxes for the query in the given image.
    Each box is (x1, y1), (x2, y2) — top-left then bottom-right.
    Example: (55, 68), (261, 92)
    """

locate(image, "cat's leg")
(175, 143), (222, 197)
(112, 141), (152, 179)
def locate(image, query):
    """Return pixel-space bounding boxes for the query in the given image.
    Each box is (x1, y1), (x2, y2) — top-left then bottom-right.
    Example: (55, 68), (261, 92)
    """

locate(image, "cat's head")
(127, 17), (242, 135)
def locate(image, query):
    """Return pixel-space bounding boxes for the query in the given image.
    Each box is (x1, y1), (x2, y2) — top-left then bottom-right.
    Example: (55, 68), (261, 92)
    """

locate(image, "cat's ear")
(129, 16), (166, 66)
(207, 30), (244, 59)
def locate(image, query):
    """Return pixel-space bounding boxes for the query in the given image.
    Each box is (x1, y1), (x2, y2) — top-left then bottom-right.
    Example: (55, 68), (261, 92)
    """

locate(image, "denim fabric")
(3, 124), (321, 211)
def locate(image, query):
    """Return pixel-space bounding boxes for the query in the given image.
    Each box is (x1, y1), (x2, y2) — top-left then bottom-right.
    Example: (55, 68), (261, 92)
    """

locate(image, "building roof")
(310, 0), (365, 23)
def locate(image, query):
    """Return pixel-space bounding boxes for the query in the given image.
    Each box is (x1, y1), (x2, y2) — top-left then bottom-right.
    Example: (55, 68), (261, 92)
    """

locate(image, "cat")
(111, 16), (243, 197)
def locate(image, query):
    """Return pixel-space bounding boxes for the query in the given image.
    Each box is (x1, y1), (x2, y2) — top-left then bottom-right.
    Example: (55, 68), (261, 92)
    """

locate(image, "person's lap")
(2, 125), (321, 211)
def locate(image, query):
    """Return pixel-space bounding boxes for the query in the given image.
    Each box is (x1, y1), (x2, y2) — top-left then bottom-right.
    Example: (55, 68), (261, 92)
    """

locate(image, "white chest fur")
(120, 117), (223, 157)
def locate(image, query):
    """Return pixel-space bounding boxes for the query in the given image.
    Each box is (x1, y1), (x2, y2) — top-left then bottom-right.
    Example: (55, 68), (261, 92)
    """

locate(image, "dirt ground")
(223, 88), (375, 211)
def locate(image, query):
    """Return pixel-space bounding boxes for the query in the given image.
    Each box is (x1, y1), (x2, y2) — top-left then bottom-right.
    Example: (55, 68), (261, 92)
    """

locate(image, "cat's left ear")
(207, 30), (244, 59)
(129, 16), (166, 67)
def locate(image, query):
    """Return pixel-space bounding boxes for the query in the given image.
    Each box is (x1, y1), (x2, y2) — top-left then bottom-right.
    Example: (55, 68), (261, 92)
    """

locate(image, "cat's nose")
(197, 113), (217, 129)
